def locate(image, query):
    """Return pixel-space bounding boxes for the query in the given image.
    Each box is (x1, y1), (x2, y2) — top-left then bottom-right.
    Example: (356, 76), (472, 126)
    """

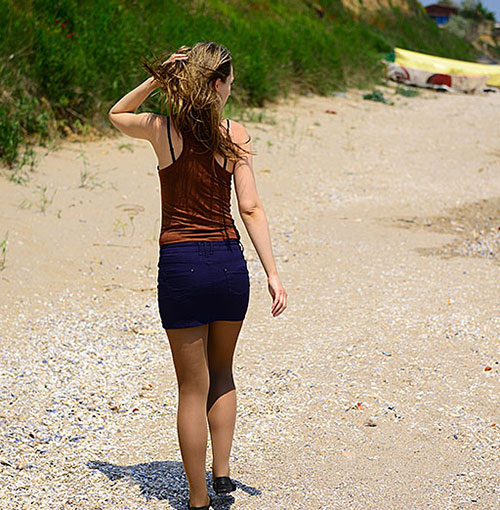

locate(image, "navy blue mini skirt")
(157, 239), (250, 329)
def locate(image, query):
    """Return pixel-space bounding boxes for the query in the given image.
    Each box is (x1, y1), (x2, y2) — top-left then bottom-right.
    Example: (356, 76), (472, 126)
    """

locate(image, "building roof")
(424, 4), (458, 16)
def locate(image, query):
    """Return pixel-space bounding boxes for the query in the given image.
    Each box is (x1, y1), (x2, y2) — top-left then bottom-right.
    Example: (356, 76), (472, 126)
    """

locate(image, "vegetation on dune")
(438, 0), (500, 58)
(0, 0), (478, 181)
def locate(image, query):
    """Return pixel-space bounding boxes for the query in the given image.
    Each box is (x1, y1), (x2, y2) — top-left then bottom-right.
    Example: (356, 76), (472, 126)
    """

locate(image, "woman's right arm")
(231, 121), (287, 318)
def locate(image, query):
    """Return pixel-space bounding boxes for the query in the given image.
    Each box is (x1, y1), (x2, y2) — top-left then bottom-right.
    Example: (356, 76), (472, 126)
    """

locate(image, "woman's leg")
(206, 320), (244, 478)
(166, 324), (211, 507)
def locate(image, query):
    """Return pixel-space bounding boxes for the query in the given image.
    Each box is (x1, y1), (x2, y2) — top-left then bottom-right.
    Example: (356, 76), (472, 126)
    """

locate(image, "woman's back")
(157, 116), (241, 245)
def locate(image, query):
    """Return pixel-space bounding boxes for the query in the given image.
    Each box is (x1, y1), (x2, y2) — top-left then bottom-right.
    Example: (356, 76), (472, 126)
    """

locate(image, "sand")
(1, 83), (499, 509)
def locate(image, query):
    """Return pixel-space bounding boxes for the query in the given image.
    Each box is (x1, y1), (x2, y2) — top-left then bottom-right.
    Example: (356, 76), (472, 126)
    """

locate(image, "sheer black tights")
(165, 320), (243, 507)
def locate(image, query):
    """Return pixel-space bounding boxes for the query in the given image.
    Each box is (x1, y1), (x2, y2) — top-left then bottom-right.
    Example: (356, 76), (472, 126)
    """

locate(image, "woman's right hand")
(153, 53), (189, 87)
(268, 274), (287, 317)
(162, 53), (189, 66)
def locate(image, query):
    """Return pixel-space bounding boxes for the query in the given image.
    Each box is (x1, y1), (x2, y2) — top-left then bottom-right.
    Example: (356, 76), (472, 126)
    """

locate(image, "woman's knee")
(177, 371), (210, 396)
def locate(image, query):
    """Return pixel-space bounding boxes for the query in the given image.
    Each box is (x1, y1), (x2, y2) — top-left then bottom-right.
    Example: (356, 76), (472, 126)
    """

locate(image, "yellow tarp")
(395, 47), (500, 87)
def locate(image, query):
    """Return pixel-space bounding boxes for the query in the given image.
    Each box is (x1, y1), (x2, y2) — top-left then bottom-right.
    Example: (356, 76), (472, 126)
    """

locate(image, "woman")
(109, 41), (287, 510)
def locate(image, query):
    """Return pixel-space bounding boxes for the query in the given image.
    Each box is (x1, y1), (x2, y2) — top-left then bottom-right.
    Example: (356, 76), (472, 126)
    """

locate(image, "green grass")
(18, 184), (56, 213)
(363, 89), (393, 105)
(0, 231), (8, 270)
(395, 85), (420, 97)
(0, 0), (479, 177)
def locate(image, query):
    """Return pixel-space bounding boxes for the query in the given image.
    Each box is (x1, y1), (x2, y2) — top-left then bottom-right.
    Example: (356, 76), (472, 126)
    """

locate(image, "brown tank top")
(157, 117), (241, 245)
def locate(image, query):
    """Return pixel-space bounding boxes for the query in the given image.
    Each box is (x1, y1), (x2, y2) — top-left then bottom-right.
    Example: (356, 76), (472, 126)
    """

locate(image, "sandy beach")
(1, 84), (499, 509)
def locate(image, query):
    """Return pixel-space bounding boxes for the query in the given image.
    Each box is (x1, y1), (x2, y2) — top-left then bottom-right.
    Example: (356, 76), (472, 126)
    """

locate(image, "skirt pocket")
(158, 262), (198, 300)
(223, 258), (250, 296)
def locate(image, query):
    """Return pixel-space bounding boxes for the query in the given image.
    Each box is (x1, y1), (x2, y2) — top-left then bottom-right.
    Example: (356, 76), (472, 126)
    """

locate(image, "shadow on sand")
(87, 459), (261, 509)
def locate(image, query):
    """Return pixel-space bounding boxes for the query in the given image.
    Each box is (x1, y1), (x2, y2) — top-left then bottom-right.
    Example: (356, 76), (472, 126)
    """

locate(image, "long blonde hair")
(142, 41), (252, 164)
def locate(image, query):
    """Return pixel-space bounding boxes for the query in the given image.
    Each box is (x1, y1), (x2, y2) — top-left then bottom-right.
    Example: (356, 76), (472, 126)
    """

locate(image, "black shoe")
(188, 495), (213, 510)
(212, 476), (236, 494)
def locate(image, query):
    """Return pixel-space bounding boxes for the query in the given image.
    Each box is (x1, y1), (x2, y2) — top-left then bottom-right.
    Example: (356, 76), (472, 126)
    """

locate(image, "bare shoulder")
(227, 119), (250, 146)
(154, 114), (184, 146)
(150, 113), (168, 139)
